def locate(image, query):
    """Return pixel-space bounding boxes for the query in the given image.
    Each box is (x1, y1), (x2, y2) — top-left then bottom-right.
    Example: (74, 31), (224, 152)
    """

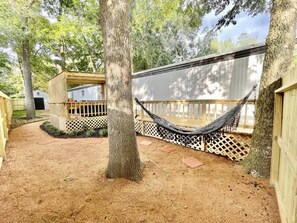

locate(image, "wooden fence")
(0, 91), (12, 164)
(11, 98), (25, 111)
(270, 66), (297, 223)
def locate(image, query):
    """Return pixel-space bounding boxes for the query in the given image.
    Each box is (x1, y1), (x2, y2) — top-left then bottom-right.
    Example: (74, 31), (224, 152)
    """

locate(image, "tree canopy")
(0, 0), (268, 96)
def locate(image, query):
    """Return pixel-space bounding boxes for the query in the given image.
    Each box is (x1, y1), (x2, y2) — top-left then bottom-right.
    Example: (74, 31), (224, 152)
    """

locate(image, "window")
(37, 91), (40, 96)
(81, 90), (85, 97)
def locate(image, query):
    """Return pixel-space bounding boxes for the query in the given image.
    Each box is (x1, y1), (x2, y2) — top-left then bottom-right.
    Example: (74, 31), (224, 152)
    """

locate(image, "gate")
(271, 67), (297, 223)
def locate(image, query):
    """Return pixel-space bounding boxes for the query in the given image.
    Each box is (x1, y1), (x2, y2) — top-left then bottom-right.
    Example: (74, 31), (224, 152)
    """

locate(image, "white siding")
(132, 54), (264, 100)
(33, 90), (49, 110)
(68, 85), (102, 101)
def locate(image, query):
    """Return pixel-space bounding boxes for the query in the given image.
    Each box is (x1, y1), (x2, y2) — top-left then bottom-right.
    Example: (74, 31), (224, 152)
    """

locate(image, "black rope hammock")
(135, 85), (257, 145)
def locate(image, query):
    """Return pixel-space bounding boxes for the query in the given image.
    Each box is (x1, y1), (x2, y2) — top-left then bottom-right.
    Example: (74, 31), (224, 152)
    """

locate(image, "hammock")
(135, 85), (257, 144)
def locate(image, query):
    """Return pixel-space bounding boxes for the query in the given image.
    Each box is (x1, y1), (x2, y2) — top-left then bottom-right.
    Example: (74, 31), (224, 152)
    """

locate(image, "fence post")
(0, 98), (6, 159)
(141, 107), (145, 135)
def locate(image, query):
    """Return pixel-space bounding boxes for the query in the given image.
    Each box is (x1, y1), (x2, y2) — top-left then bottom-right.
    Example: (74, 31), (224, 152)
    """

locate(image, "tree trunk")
(243, 0), (297, 177)
(100, 0), (143, 181)
(22, 38), (36, 119)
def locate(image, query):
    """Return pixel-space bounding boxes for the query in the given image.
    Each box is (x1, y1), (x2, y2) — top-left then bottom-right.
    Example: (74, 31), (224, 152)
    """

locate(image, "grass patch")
(12, 110), (43, 118)
(40, 121), (108, 138)
(11, 110), (49, 128)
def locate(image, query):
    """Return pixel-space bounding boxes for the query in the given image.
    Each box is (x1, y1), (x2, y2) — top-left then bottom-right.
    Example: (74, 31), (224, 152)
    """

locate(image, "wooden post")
(201, 101), (206, 122)
(141, 105), (145, 135)
(100, 84), (105, 100)
(270, 93), (283, 185)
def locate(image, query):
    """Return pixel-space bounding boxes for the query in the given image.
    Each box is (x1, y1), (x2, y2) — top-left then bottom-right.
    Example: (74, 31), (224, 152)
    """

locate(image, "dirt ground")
(0, 122), (280, 223)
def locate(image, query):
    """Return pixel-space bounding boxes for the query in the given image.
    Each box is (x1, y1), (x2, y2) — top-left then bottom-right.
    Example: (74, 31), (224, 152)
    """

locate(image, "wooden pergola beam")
(65, 72), (106, 85)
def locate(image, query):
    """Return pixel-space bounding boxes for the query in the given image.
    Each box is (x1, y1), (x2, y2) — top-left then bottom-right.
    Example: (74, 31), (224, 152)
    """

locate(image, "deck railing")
(62, 99), (255, 132)
(66, 101), (107, 118)
(134, 99), (256, 131)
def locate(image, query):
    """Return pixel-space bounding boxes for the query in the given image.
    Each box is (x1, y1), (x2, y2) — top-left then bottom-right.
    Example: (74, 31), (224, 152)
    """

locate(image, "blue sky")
(202, 11), (270, 43)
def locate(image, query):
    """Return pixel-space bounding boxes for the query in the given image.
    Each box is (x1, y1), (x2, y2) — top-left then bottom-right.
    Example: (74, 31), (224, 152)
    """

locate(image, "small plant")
(40, 121), (65, 136)
(40, 122), (108, 138)
(84, 129), (97, 137)
(82, 124), (89, 132)
(98, 128), (108, 137)
(69, 130), (79, 136)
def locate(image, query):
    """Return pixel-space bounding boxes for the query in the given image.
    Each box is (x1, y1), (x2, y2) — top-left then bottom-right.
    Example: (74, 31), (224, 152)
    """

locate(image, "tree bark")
(22, 38), (36, 119)
(243, 0), (297, 177)
(100, 0), (143, 181)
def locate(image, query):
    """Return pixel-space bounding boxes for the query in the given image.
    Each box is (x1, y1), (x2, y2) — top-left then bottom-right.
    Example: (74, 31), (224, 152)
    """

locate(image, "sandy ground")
(0, 122), (280, 223)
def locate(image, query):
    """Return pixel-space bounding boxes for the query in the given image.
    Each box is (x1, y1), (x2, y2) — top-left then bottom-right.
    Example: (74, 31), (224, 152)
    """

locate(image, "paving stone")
(140, 141), (152, 146)
(160, 146), (176, 154)
(183, 156), (204, 168)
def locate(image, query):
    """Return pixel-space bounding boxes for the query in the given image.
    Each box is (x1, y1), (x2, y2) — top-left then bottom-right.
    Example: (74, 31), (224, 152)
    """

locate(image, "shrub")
(98, 128), (108, 137)
(84, 129), (97, 137)
(40, 121), (65, 136)
(69, 130), (80, 136)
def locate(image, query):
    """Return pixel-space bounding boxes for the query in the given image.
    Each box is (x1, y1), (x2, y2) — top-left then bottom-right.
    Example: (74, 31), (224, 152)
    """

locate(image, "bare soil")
(0, 122), (280, 223)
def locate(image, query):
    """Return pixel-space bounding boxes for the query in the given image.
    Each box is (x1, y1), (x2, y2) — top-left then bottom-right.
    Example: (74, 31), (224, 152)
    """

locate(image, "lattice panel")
(206, 133), (251, 161)
(135, 120), (204, 150)
(135, 120), (251, 161)
(135, 121), (142, 134)
(66, 116), (108, 133)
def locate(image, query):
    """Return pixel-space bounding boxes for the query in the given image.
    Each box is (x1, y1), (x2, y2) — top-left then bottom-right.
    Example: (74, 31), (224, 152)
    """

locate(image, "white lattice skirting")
(135, 120), (251, 162)
(65, 116), (251, 161)
(66, 116), (108, 133)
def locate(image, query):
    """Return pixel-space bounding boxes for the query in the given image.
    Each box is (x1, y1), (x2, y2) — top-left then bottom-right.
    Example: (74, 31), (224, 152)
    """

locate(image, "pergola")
(48, 71), (107, 132)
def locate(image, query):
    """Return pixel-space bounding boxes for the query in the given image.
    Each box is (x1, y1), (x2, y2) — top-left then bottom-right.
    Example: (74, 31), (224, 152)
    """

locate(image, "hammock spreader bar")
(135, 85), (257, 138)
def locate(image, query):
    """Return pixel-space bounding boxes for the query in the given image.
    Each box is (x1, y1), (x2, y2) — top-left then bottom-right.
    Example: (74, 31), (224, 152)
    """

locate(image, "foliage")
(0, 0), (267, 95)
(0, 0), (103, 96)
(84, 129), (97, 137)
(41, 0), (104, 73)
(69, 129), (80, 136)
(131, 0), (213, 71)
(206, 33), (258, 55)
(11, 110), (47, 128)
(211, 0), (268, 29)
(40, 121), (108, 138)
(12, 110), (43, 118)
(131, 0), (263, 72)
(40, 121), (66, 136)
(98, 128), (108, 137)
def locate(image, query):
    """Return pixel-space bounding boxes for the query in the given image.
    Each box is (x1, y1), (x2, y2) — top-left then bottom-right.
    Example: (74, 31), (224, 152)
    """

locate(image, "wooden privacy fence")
(11, 98), (25, 111)
(270, 66), (297, 223)
(0, 91), (12, 163)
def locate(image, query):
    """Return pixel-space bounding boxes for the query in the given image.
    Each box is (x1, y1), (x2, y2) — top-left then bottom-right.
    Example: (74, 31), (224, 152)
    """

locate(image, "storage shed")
(33, 90), (49, 110)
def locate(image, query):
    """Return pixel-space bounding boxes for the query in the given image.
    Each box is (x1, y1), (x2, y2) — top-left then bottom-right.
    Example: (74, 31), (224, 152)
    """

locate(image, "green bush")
(98, 128), (108, 137)
(40, 121), (65, 136)
(84, 129), (97, 137)
(69, 130), (80, 136)
(40, 122), (108, 138)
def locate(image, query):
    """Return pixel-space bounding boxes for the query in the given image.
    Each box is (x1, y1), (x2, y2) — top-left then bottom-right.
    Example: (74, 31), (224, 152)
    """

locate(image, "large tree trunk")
(22, 38), (36, 119)
(243, 0), (297, 177)
(100, 0), (143, 181)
